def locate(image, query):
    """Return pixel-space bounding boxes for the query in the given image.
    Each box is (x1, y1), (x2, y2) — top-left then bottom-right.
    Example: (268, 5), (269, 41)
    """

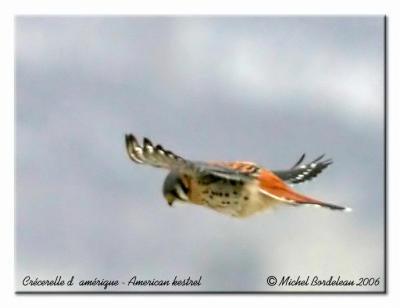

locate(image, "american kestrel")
(125, 134), (350, 217)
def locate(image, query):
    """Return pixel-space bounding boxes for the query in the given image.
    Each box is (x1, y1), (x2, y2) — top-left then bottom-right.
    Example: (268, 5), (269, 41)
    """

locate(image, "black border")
(15, 15), (388, 295)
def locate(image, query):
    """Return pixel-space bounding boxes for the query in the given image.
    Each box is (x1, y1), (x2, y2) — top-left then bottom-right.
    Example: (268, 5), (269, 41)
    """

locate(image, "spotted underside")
(185, 171), (277, 217)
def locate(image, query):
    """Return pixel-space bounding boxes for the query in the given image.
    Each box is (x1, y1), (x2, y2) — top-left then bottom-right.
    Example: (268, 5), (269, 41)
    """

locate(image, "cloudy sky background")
(16, 16), (384, 292)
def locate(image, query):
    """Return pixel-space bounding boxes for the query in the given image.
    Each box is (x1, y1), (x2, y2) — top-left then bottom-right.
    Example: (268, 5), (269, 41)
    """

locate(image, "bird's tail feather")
(289, 191), (351, 211)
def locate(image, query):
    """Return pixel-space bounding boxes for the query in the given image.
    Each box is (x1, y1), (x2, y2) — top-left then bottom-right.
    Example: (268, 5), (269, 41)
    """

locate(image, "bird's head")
(162, 172), (189, 206)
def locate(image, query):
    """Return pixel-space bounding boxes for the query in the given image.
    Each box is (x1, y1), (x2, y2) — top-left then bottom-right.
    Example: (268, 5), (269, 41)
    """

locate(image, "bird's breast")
(187, 177), (277, 217)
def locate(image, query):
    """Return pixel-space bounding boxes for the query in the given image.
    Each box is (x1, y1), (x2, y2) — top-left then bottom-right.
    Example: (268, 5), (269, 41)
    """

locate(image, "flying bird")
(125, 134), (350, 217)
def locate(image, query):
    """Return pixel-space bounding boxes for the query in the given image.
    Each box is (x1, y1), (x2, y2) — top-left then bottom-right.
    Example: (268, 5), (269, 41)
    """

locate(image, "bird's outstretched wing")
(272, 154), (333, 184)
(125, 134), (190, 170)
(125, 134), (253, 182)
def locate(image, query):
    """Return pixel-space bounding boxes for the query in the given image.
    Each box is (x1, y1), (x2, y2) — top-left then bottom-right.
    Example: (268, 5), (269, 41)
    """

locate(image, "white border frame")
(2, 1), (399, 307)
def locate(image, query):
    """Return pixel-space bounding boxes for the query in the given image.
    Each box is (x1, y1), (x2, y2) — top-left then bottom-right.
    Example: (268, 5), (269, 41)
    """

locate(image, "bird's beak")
(166, 194), (175, 206)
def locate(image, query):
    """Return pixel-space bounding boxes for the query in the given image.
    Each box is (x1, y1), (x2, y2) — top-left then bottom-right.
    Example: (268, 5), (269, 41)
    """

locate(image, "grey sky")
(16, 16), (384, 292)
